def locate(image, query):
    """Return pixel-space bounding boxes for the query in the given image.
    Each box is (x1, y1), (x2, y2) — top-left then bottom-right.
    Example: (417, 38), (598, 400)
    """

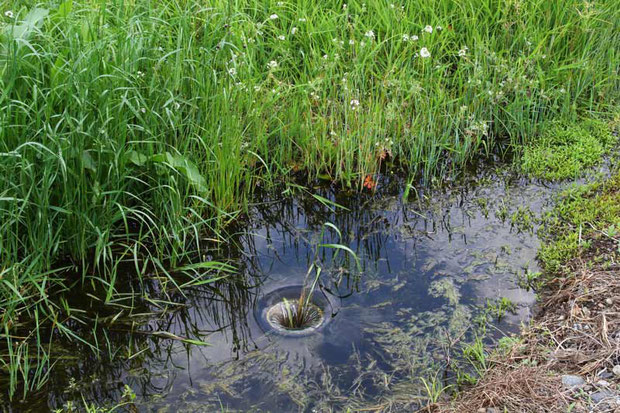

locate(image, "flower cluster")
(402, 34), (419, 42)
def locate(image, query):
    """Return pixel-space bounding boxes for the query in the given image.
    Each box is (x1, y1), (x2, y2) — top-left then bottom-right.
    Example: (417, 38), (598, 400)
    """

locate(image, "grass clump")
(520, 119), (617, 180)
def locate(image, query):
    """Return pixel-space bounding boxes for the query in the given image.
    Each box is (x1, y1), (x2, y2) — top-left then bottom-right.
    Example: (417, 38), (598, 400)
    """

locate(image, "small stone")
(486, 409), (499, 413)
(562, 375), (586, 388)
(598, 369), (613, 379)
(613, 365), (620, 377)
(477, 409), (486, 413)
(606, 298), (613, 305)
(591, 390), (614, 403)
(597, 380), (610, 387)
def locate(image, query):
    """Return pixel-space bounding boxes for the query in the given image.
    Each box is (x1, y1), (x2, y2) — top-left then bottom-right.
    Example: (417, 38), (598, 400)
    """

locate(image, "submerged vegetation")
(0, 0), (619, 405)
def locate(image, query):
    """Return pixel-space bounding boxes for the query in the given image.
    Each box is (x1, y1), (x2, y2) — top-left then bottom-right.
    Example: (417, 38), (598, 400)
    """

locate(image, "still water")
(11, 166), (568, 412)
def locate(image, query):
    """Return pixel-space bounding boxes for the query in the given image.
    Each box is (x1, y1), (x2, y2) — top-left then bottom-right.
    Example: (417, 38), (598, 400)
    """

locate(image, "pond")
(9, 165), (566, 412)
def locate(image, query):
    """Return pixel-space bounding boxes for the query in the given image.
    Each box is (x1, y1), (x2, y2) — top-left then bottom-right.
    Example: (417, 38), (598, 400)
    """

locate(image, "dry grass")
(538, 238), (620, 378)
(447, 366), (569, 412)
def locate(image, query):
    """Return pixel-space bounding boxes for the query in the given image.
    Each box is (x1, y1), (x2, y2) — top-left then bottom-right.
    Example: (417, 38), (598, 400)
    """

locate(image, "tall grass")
(0, 0), (618, 400)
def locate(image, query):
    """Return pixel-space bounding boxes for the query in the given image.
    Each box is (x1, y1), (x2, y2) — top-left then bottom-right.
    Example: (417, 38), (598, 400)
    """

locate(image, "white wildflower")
(423, 25), (433, 33)
(349, 39), (355, 45)
(420, 47), (431, 58)
(342, 3), (347, 10)
(436, 25), (443, 31)
(228, 67), (237, 76)
(140, 108), (146, 114)
(277, 1), (283, 5)
(412, 35), (419, 41)
(350, 99), (360, 110)
(458, 49), (467, 57)
(291, 27), (298, 35)
(402, 34), (410, 41)
(278, 35), (286, 41)
(4, 10), (14, 18)
(365, 30), (375, 39)
(267, 60), (278, 69)
(269, 14), (278, 20)
(298, 17), (306, 22)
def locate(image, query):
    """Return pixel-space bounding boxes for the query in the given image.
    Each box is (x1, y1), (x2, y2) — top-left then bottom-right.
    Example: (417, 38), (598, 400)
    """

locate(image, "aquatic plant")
(486, 297), (517, 322)
(420, 372), (451, 404)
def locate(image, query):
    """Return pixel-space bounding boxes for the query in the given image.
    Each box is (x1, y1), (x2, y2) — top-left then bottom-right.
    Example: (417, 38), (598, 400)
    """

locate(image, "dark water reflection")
(6, 166), (572, 412)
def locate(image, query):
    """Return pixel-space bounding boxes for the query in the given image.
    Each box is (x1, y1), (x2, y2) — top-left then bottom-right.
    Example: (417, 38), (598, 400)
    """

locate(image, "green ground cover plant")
(539, 170), (620, 272)
(520, 118), (618, 180)
(0, 0), (618, 401)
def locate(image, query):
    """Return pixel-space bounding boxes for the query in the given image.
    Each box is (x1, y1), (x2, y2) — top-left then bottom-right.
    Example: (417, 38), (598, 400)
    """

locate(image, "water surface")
(8, 166), (571, 412)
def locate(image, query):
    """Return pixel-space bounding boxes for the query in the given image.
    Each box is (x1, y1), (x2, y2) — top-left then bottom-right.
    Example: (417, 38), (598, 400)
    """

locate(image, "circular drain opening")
(266, 300), (324, 332)
(256, 285), (336, 337)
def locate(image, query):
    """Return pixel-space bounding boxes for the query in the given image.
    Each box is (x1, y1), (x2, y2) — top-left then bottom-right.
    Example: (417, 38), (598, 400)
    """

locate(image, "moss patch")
(539, 172), (620, 272)
(520, 119), (617, 180)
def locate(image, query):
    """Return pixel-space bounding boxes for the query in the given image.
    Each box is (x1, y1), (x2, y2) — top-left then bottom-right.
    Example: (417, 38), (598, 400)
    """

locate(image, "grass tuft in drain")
(269, 299), (323, 330)
(267, 221), (361, 332)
